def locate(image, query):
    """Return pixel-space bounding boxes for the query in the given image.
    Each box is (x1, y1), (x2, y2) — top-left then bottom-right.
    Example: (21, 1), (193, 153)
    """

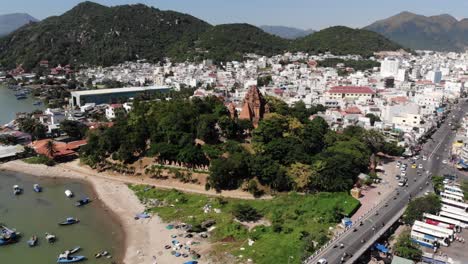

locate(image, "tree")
(45, 140), (56, 159)
(60, 120), (88, 139)
(287, 162), (313, 191)
(403, 194), (441, 225)
(431, 176), (444, 194)
(208, 152), (250, 191)
(17, 117), (47, 140)
(365, 113), (381, 126)
(394, 231), (422, 261)
(233, 204), (262, 222)
(252, 113), (288, 145)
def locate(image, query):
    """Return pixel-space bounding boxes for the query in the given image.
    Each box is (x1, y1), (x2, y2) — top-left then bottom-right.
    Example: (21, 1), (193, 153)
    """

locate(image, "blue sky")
(3, 0), (468, 30)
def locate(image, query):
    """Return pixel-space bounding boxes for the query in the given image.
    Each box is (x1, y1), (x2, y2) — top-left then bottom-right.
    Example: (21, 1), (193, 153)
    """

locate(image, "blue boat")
(58, 217), (80, 226)
(57, 254), (86, 263)
(0, 226), (19, 246)
(33, 184), (42, 193)
(75, 197), (91, 207)
(16, 94), (27, 100)
(33, 101), (42, 106)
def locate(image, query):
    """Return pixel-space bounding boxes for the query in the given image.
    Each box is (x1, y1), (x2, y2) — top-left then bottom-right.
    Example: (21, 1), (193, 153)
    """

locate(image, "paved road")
(306, 99), (468, 264)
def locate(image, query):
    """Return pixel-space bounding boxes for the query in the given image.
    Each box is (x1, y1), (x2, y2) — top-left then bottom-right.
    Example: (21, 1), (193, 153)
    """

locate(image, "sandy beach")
(0, 160), (209, 264)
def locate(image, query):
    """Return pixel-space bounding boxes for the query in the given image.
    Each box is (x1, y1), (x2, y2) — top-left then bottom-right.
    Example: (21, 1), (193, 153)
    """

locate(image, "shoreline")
(0, 160), (182, 264)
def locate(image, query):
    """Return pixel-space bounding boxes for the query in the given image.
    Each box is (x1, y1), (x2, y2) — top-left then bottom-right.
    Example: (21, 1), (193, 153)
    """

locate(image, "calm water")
(0, 85), (45, 125)
(0, 171), (124, 263)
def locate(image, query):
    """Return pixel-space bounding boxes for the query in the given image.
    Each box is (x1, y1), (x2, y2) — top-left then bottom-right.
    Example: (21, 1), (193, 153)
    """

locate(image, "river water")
(0, 85), (45, 125)
(0, 170), (124, 263)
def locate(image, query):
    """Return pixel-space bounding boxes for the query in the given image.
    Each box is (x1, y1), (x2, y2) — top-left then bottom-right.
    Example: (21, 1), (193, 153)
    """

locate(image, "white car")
(422, 156), (427, 161)
(396, 163), (400, 168)
(317, 259), (328, 264)
(418, 164), (423, 169)
(401, 171), (406, 176)
(442, 160), (448, 164)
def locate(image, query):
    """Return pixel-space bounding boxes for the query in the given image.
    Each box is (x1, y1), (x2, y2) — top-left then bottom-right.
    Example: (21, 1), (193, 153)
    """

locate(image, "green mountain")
(184, 24), (291, 62)
(0, 2), (403, 69)
(0, 2), (210, 68)
(293, 26), (403, 57)
(365, 11), (468, 51)
(0, 13), (38, 36)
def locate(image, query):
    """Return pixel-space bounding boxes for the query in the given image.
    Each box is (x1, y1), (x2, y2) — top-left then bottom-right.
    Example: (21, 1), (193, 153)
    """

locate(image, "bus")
(410, 230), (440, 249)
(441, 198), (468, 212)
(440, 192), (464, 202)
(411, 225), (450, 246)
(444, 184), (463, 194)
(423, 213), (464, 231)
(439, 211), (468, 227)
(443, 189), (465, 200)
(413, 220), (454, 241)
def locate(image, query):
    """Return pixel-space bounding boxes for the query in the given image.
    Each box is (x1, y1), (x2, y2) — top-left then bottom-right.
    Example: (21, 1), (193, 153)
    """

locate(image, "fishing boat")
(27, 235), (38, 247)
(0, 226), (19, 246)
(33, 184), (42, 193)
(59, 217), (80, 226)
(57, 253), (86, 263)
(33, 101), (42, 106)
(16, 94), (27, 100)
(75, 197), (91, 207)
(13, 185), (22, 195)
(45, 233), (56, 243)
(65, 190), (73, 198)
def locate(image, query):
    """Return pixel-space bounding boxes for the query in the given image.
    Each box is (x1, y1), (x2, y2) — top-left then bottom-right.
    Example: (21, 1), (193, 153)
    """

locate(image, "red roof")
(344, 106), (362, 114)
(328, 86), (375, 94)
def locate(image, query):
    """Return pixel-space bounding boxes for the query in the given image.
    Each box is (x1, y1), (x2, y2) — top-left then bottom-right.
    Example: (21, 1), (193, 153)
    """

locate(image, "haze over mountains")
(0, 13), (38, 36)
(260, 25), (315, 39)
(0, 1), (402, 69)
(365, 11), (468, 52)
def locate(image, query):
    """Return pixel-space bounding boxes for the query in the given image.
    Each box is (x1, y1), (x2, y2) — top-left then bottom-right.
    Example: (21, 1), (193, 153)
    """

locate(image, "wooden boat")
(58, 217), (80, 226)
(33, 184), (42, 193)
(45, 233), (56, 243)
(27, 235), (38, 247)
(13, 185), (22, 195)
(65, 190), (73, 198)
(75, 197), (91, 207)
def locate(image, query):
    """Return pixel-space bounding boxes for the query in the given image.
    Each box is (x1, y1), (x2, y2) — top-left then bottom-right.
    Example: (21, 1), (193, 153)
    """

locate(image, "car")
(317, 259), (328, 264)
(442, 160), (448, 164)
(424, 191), (430, 196)
(423, 156), (427, 161)
(418, 164), (423, 169)
(395, 175), (401, 180)
(411, 164), (417, 169)
(396, 163), (400, 168)
(401, 171), (406, 176)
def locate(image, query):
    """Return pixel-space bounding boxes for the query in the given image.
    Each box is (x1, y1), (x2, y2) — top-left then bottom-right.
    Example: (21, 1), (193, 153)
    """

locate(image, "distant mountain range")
(260, 25), (315, 39)
(0, 1), (403, 69)
(0, 13), (38, 36)
(365, 11), (468, 51)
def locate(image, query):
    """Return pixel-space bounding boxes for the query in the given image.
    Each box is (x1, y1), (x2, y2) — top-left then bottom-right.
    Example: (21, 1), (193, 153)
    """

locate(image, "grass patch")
(129, 185), (360, 264)
(23, 155), (55, 166)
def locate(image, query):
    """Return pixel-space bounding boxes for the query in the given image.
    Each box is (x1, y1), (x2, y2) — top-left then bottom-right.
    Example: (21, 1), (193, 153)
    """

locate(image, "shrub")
(233, 204), (262, 222)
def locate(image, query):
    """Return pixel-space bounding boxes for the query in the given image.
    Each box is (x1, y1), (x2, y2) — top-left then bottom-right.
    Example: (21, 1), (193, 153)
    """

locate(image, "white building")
(380, 58), (400, 78)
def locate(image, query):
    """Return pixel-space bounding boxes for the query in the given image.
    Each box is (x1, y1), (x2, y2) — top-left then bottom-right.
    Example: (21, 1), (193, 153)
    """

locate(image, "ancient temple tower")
(239, 86), (270, 127)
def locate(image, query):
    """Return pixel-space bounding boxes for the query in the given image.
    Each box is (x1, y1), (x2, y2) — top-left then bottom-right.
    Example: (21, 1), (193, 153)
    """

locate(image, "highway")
(306, 99), (468, 264)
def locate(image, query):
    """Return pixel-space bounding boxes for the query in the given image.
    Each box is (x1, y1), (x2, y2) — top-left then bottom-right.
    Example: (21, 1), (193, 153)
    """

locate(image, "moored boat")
(75, 197), (91, 207)
(59, 217), (80, 226)
(65, 190), (73, 198)
(27, 235), (38, 247)
(13, 185), (22, 195)
(33, 101), (42, 106)
(45, 233), (56, 243)
(33, 184), (42, 193)
(0, 225), (19, 246)
(57, 253), (86, 263)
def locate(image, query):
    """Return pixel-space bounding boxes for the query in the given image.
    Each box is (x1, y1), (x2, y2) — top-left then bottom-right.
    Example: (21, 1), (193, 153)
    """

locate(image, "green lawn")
(129, 185), (360, 264)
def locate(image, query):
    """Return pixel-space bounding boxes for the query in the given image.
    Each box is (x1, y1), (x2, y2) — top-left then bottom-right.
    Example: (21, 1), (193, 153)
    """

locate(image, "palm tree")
(45, 140), (56, 159)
